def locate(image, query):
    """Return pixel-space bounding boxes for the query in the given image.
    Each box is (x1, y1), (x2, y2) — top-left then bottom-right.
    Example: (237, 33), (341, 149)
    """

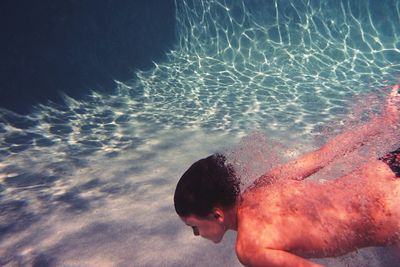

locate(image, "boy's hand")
(385, 84), (400, 123)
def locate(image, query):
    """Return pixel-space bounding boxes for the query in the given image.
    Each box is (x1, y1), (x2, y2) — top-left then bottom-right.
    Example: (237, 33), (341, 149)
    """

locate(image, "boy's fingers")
(391, 84), (399, 95)
(389, 84), (400, 100)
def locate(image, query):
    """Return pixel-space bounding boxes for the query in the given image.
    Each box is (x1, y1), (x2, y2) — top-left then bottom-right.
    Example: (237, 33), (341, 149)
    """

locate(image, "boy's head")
(174, 153), (240, 242)
(174, 153), (240, 217)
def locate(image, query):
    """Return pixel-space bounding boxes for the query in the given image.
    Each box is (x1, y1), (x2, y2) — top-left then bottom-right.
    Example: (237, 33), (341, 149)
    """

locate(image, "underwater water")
(0, 0), (400, 266)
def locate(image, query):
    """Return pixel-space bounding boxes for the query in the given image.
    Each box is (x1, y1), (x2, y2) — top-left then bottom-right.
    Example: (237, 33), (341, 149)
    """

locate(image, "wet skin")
(182, 214), (226, 243)
(237, 159), (400, 259)
(181, 159), (400, 266)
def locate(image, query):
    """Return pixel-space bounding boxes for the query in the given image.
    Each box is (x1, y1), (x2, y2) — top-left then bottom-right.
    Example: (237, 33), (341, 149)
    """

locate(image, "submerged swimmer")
(174, 85), (400, 267)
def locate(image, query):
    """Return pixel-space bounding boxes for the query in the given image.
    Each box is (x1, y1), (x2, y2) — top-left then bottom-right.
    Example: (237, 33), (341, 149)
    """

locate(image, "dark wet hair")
(174, 153), (241, 218)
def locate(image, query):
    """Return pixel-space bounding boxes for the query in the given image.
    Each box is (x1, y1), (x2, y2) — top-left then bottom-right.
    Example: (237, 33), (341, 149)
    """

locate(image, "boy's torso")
(238, 161), (400, 258)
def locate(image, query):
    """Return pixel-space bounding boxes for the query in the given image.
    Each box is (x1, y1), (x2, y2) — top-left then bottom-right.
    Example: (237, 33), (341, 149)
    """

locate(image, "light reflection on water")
(0, 0), (400, 266)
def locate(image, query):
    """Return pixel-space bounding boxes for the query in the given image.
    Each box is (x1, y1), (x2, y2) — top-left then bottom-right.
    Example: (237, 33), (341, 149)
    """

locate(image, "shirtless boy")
(174, 85), (400, 267)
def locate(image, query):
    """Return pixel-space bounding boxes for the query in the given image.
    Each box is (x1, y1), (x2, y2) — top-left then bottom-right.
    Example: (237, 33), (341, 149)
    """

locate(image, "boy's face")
(181, 214), (226, 243)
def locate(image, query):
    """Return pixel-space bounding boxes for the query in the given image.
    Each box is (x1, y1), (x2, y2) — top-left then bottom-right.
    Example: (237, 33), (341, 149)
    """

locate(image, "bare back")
(237, 160), (400, 258)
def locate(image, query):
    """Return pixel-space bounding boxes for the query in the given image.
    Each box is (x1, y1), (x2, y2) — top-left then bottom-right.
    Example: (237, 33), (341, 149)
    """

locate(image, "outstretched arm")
(256, 84), (400, 184)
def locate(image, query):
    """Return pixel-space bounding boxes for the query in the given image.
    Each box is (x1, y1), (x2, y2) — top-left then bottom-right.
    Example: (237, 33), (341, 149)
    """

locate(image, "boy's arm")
(236, 244), (323, 267)
(256, 84), (400, 184)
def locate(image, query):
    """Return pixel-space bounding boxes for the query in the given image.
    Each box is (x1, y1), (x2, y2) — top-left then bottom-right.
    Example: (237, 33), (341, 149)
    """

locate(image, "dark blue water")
(0, 0), (175, 114)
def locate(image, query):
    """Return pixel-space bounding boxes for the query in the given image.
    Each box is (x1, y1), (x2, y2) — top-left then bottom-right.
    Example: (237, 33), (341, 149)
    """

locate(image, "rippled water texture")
(0, 0), (399, 266)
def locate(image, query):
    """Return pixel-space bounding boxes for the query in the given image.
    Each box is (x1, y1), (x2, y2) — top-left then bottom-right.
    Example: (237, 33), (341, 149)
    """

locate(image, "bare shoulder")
(235, 215), (325, 267)
(235, 222), (254, 265)
(236, 187), (287, 252)
(235, 212), (267, 265)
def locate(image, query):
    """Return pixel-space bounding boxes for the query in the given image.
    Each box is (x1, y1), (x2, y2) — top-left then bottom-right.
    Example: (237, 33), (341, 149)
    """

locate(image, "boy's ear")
(212, 208), (224, 223)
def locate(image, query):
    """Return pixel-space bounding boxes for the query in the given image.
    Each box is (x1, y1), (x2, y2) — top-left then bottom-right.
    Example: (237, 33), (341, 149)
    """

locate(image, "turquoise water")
(0, 0), (399, 266)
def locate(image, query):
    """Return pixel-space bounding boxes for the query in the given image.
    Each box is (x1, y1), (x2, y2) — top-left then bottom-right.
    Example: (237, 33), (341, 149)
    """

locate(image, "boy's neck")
(224, 205), (239, 231)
